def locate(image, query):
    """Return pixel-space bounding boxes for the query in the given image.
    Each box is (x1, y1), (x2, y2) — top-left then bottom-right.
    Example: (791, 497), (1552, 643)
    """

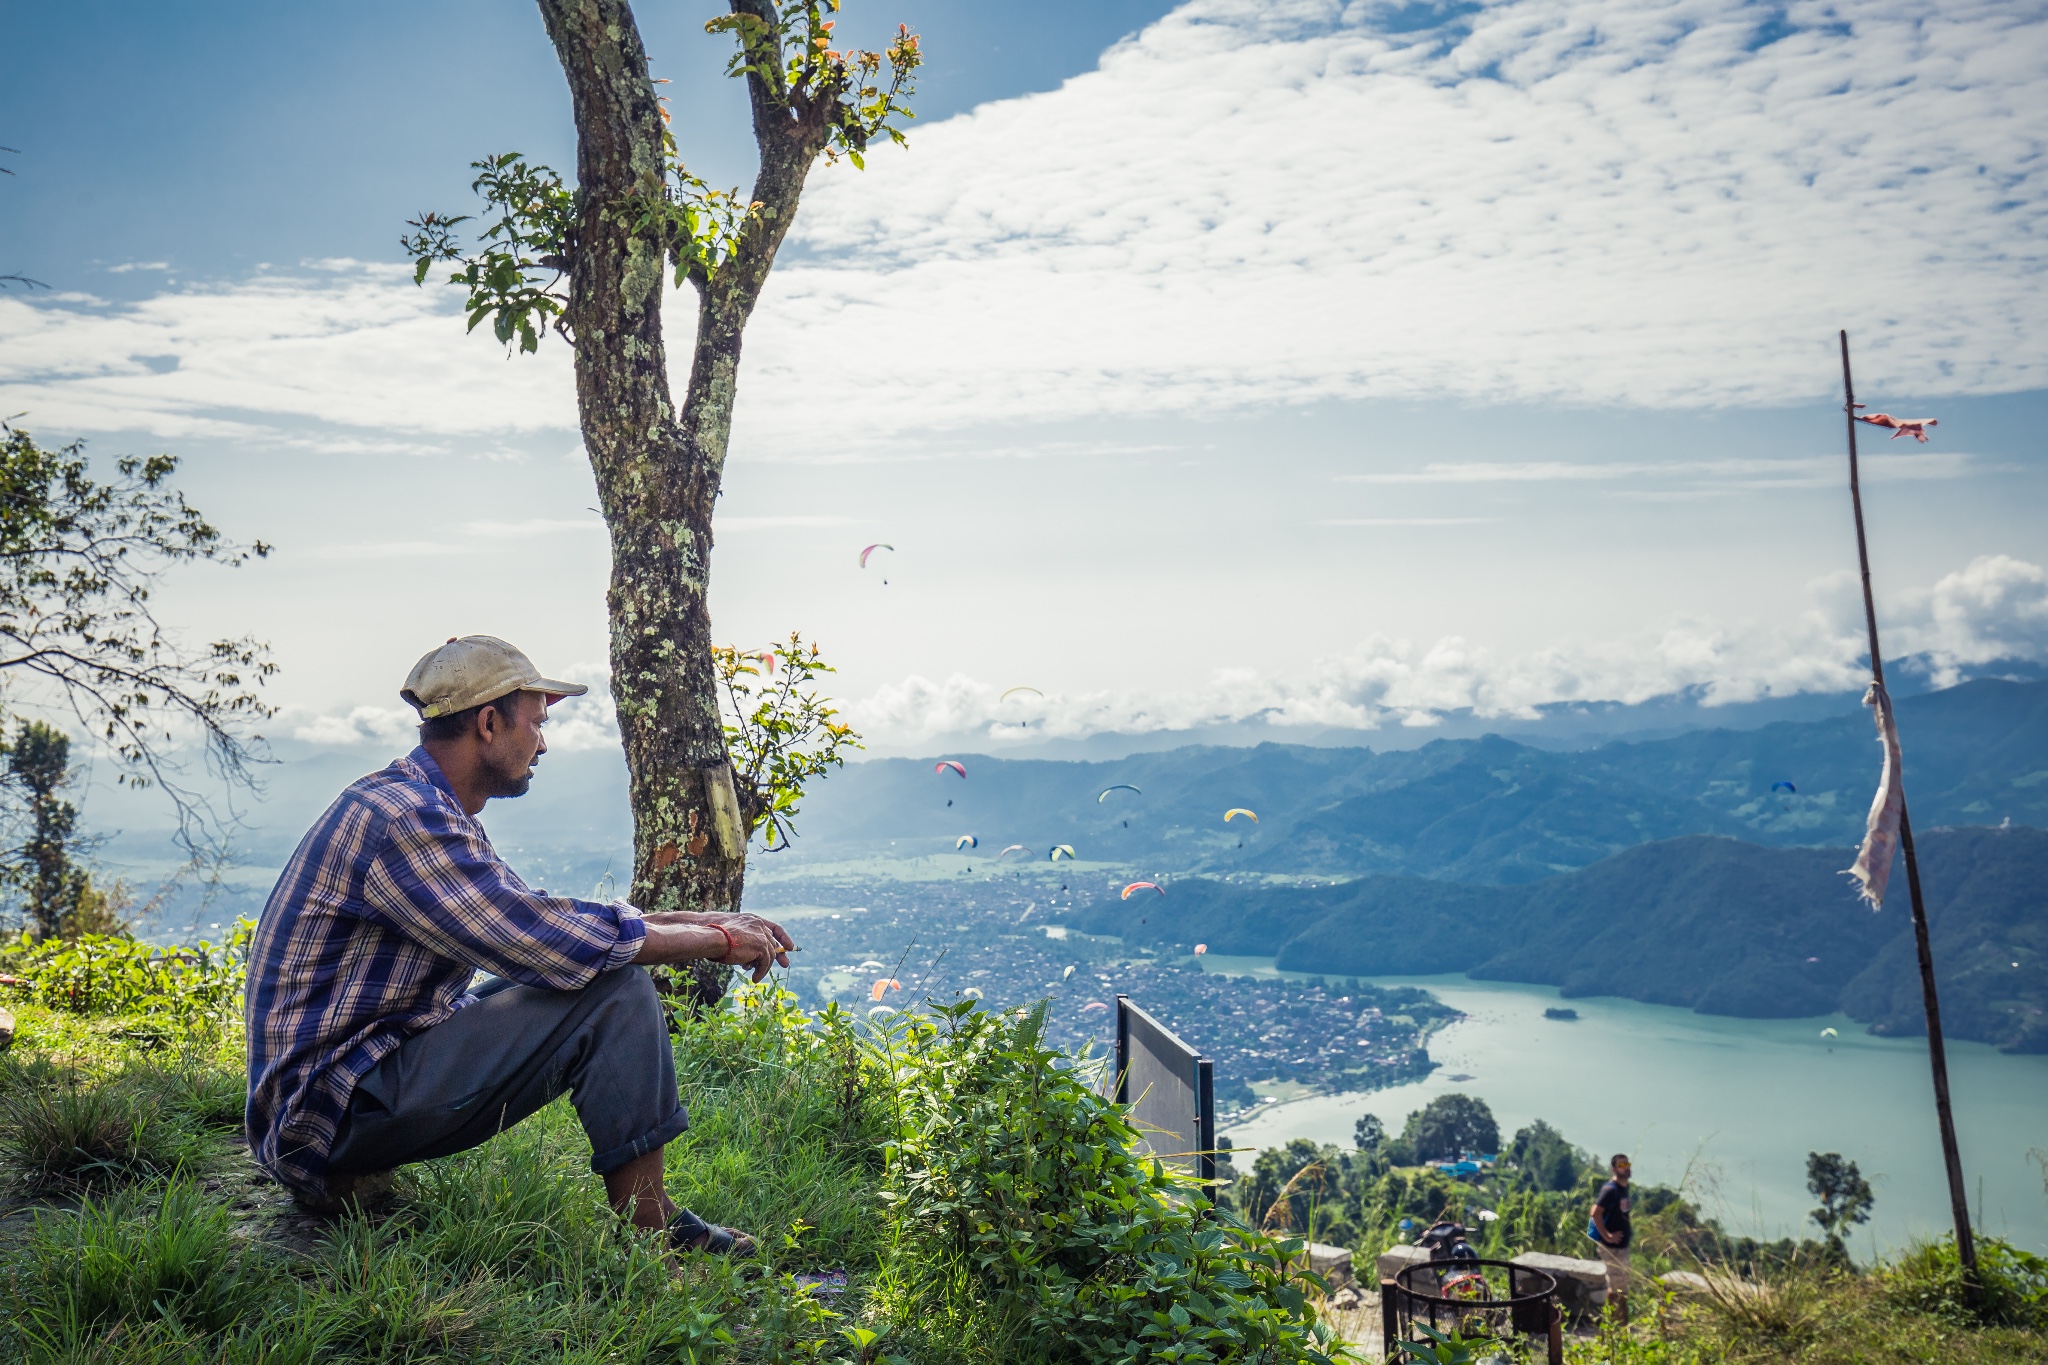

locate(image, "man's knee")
(590, 965), (665, 1030)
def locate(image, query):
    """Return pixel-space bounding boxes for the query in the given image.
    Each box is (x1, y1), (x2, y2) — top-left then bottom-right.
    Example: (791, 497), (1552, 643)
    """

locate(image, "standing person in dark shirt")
(1588, 1154), (1633, 1323)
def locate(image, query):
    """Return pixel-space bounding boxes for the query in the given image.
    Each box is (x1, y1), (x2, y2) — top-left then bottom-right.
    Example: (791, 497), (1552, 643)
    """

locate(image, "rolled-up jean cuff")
(591, 1104), (691, 1174)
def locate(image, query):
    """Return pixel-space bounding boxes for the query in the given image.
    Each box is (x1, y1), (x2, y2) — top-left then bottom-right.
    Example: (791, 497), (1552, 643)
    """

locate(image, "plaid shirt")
(244, 747), (644, 1199)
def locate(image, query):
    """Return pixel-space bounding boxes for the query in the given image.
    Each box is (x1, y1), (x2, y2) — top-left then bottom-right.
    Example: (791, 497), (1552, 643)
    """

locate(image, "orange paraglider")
(1121, 882), (1163, 900)
(870, 978), (902, 1001)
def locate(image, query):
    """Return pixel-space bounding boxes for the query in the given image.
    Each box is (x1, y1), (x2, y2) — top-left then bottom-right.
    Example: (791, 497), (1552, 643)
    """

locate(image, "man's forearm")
(631, 920), (733, 967)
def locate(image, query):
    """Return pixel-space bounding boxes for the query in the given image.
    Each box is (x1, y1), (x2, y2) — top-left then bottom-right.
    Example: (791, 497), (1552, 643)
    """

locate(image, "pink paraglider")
(934, 760), (967, 779)
(1194, 943), (1207, 955)
(859, 543), (895, 568)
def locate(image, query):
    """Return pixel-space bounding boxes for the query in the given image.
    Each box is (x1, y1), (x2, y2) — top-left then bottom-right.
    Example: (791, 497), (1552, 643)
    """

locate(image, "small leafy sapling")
(713, 633), (861, 851)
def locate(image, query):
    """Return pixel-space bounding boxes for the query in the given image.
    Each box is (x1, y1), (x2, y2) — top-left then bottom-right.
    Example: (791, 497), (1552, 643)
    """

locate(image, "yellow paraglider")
(1820, 1027), (1839, 1038)
(1001, 686), (1044, 701)
(1224, 808), (1258, 824)
(1050, 844), (1076, 861)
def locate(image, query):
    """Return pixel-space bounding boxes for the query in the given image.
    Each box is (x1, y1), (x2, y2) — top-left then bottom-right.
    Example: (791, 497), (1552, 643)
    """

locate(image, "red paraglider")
(934, 760), (967, 779)
(1120, 881), (1163, 900)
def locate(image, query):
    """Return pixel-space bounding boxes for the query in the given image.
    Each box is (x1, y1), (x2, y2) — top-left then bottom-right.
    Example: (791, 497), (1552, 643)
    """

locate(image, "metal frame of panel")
(1113, 995), (1216, 1197)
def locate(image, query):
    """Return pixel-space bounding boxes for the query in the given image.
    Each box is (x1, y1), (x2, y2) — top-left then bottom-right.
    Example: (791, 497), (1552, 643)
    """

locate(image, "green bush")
(0, 924), (250, 1025)
(1883, 1234), (2048, 1329)
(878, 999), (1344, 1364)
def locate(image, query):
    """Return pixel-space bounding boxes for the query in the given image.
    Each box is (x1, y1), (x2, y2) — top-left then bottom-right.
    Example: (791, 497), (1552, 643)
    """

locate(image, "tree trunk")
(536, 0), (825, 1002)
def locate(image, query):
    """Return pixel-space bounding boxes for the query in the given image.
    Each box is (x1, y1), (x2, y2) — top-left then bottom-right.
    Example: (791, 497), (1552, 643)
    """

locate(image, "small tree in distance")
(404, 1), (920, 1005)
(1807, 1150), (1875, 1263)
(2, 720), (129, 940)
(0, 427), (275, 854)
(1403, 1094), (1501, 1163)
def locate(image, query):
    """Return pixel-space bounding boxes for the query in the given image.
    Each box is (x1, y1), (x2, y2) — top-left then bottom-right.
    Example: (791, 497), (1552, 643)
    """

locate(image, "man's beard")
(484, 753), (537, 799)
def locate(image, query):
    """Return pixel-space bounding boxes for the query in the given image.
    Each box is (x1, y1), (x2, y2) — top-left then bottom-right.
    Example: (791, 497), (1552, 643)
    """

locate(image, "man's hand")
(634, 910), (796, 981)
(712, 912), (795, 982)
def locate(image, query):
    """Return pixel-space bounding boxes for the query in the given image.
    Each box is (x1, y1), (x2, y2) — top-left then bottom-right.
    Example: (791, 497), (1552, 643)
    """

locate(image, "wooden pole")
(1838, 329), (1978, 1290)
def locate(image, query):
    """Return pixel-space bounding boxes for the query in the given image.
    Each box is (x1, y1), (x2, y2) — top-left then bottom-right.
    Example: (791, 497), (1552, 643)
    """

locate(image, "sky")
(4, 0), (2048, 793)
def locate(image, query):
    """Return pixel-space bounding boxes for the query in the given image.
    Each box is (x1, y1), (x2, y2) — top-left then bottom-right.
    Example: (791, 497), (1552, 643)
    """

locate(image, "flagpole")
(1839, 329), (1977, 1291)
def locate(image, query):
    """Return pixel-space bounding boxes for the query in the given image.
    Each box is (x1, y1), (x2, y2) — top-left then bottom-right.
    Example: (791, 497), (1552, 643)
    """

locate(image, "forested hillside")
(785, 678), (2048, 882)
(1067, 827), (2048, 1051)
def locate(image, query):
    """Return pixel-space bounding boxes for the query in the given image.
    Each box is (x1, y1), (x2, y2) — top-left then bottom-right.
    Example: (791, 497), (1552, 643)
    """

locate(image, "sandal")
(666, 1207), (758, 1257)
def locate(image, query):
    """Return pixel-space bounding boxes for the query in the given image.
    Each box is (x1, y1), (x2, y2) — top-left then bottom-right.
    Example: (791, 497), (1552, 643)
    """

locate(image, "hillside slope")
(784, 678), (2048, 883)
(1070, 828), (2048, 1050)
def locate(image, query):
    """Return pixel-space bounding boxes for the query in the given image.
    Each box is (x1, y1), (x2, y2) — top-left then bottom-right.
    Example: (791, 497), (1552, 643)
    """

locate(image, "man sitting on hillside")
(244, 635), (793, 1256)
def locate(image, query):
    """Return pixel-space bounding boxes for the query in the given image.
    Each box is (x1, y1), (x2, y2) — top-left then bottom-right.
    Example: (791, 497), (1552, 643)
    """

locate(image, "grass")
(0, 985), (2044, 1364)
(0, 989), (973, 1364)
(1558, 1261), (2048, 1365)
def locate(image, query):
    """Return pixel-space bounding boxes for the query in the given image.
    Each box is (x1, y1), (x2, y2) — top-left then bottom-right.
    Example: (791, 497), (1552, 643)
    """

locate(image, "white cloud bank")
(287, 555), (2048, 748)
(3, 0), (2045, 448)
(845, 555), (2048, 744)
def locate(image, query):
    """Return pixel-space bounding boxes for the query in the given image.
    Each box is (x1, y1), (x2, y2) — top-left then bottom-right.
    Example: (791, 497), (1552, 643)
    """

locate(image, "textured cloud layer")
(739, 0), (2048, 443)
(5, 0), (2045, 448)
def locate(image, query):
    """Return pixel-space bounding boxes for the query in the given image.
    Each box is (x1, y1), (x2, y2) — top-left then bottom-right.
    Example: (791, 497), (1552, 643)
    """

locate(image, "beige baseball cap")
(400, 635), (589, 719)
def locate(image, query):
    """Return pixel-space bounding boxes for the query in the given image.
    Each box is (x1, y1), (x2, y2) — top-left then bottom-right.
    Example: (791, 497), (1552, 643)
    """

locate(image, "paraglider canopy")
(955, 834), (978, 850)
(1097, 784), (1142, 803)
(1001, 686), (1044, 701)
(934, 760), (967, 779)
(1050, 844), (1076, 861)
(1771, 780), (1797, 794)
(1820, 1027), (1839, 1038)
(1121, 881), (1163, 900)
(1194, 943), (1207, 955)
(858, 543), (894, 568)
(870, 978), (902, 1001)
(997, 844), (1032, 860)
(1224, 808), (1258, 823)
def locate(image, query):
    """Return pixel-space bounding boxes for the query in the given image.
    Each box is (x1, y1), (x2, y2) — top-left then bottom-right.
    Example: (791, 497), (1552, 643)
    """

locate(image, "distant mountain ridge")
(784, 677), (2048, 883)
(1067, 828), (2048, 1053)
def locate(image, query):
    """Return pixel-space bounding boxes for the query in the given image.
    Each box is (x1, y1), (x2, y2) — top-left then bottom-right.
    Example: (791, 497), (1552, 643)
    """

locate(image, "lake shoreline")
(1205, 964), (2048, 1256)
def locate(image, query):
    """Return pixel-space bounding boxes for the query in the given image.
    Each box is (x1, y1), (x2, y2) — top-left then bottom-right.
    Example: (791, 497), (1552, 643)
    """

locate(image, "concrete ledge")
(1306, 1243), (1355, 1290)
(1377, 1244), (1434, 1286)
(1510, 1250), (1608, 1318)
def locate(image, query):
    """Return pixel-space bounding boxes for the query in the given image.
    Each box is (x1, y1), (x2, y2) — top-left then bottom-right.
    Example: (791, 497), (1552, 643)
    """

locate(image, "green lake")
(1203, 961), (2048, 1257)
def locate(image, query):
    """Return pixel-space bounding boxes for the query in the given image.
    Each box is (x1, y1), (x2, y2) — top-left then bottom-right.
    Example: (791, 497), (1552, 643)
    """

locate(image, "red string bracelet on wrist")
(710, 922), (737, 959)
